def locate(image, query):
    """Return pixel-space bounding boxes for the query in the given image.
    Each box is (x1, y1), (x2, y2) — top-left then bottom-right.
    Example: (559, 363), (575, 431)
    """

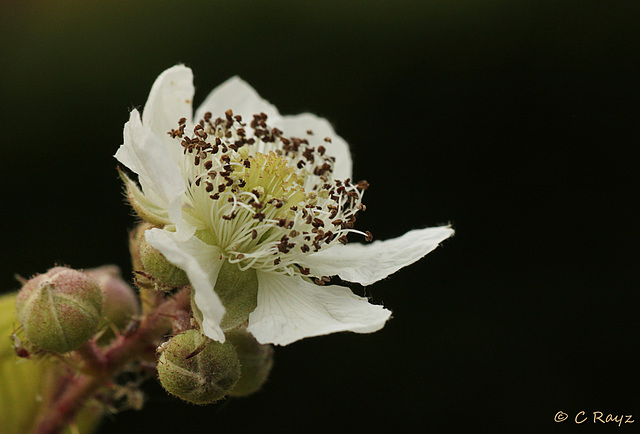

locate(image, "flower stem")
(32, 287), (191, 434)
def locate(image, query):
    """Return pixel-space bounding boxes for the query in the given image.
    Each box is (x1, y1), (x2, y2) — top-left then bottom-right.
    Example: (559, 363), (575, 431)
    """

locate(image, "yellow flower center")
(171, 110), (372, 282)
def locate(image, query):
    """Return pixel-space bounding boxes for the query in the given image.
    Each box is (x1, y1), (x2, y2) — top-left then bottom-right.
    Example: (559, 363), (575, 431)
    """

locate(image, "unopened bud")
(86, 265), (140, 330)
(140, 234), (189, 288)
(15, 267), (103, 353)
(157, 329), (240, 405)
(226, 328), (274, 397)
(129, 222), (152, 271)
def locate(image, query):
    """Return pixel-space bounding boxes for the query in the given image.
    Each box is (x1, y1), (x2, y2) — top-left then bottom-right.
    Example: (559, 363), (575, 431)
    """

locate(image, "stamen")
(166, 111), (372, 281)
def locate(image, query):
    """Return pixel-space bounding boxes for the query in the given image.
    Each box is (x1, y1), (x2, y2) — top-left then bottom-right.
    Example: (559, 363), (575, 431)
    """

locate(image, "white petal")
(194, 76), (281, 124)
(145, 229), (226, 342)
(115, 110), (186, 212)
(247, 272), (391, 346)
(142, 65), (195, 163)
(276, 113), (352, 180)
(304, 226), (454, 286)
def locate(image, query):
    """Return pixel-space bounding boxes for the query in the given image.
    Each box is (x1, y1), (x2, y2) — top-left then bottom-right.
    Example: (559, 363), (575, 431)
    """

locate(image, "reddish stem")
(32, 288), (190, 434)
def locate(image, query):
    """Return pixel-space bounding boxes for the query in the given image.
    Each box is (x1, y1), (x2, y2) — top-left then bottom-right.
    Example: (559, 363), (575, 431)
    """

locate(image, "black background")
(1, 1), (638, 433)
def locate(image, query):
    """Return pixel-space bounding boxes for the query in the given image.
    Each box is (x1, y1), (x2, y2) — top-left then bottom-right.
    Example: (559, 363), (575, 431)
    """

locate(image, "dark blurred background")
(1, 0), (638, 432)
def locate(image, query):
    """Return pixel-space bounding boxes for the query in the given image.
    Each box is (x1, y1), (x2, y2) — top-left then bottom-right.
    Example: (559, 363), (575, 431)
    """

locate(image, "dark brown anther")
(274, 258), (281, 266)
(300, 267), (310, 275)
(317, 145), (326, 155)
(204, 160), (213, 170)
(312, 218), (325, 228)
(338, 236), (349, 245)
(211, 193), (220, 200)
(205, 182), (214, 192)
(357, 180), (370, 191)
(324, 231), (334, 243)
(324, 137), (332, 143)
(203, 113), (211, 122)
(365, 231), (373, 242)
(306, 129), (313, 135)
(179, 117), (187, 124)
(252, 229), (258, 239)
(302, 147), (315, 162)
(300, 244), (310, 253)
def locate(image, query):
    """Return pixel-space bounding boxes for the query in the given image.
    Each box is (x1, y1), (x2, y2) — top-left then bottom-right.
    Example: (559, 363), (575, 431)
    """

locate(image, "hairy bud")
(157, 329), (240, 405)
(226, 328), (274, 397)
(86, 265), (140, 331)
(15, 267), (103, 353)
(140, 235), (189, 288)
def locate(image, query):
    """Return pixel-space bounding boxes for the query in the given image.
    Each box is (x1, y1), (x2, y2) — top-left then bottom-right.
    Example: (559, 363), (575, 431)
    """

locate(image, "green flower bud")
(140, 234), (189, 288)
(226, 328), (274, 397)
(15, 267), (103, 353)
(129, 222), (152, 271)
(157, 329), (240, 405)
(86, 265), (140, 331)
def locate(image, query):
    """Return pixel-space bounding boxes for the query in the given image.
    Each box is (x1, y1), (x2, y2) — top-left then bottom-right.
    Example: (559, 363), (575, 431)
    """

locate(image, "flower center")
(170, 110), (372, 282)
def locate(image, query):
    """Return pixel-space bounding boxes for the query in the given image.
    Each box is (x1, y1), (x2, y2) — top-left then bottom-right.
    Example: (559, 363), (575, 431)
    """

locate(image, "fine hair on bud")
(15, 267), (103, 353)
(86, 265), (140, 332)
(139, 234), (190, 288)
(226, 328), (274, 397)
(157, 329), (240, 405)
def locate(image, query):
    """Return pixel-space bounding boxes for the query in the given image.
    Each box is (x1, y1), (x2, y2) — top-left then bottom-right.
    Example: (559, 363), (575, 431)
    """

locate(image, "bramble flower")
(115, 65), (453, 345)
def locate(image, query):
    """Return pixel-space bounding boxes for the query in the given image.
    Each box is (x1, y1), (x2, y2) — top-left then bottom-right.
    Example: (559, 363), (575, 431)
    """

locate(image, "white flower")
(115, 65), (453, 346)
